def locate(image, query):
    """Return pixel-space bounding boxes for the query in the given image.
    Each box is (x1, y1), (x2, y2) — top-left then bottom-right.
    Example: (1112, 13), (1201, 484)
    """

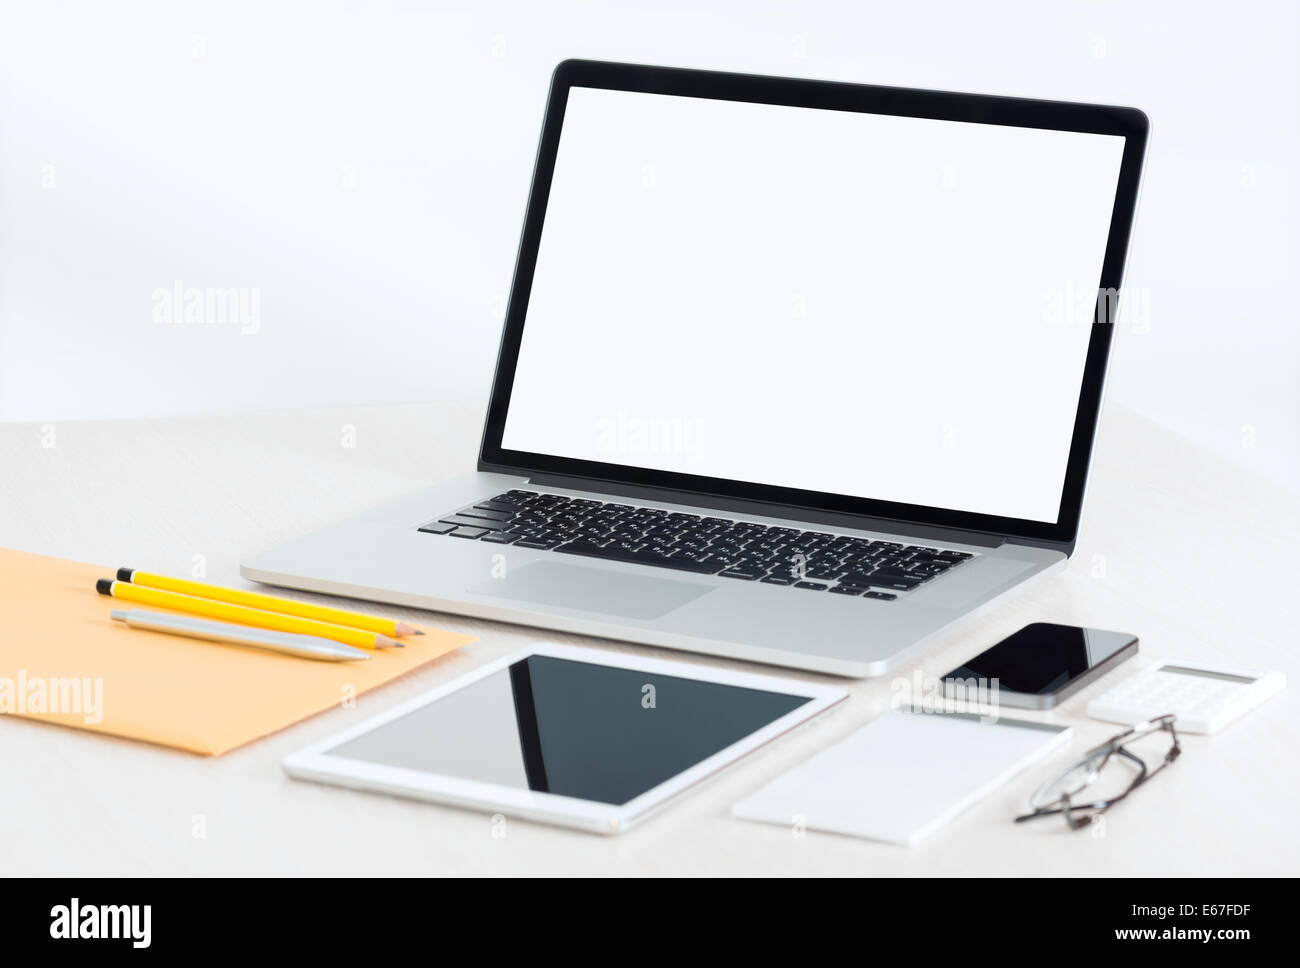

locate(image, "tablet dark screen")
(327, 655), (809, 805)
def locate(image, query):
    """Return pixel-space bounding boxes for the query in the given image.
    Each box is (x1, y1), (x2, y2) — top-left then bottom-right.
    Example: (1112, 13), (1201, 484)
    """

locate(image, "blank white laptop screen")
(501, 87), (1126, 524)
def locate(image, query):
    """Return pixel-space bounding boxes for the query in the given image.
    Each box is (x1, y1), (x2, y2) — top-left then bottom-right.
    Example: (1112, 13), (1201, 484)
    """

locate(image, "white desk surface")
(2, 400), (1296, 875)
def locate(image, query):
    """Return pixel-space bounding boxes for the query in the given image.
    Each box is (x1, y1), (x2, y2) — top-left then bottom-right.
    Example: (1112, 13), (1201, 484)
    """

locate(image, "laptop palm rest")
(469, 562), (713, 621)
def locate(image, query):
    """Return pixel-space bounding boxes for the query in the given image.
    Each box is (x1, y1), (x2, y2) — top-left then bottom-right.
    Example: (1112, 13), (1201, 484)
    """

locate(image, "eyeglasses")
(1015, 714), (1180, 830)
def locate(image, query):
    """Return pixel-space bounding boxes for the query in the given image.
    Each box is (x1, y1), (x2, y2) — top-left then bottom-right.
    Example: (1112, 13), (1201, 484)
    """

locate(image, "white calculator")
(1087, 658), (1286, 734)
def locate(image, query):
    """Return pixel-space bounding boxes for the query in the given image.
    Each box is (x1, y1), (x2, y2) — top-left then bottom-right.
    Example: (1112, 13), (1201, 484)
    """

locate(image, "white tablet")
(283, 643), (846, 834)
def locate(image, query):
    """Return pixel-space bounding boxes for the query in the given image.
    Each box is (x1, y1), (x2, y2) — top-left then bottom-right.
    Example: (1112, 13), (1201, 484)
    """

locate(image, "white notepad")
(733, 710), (1072, 846)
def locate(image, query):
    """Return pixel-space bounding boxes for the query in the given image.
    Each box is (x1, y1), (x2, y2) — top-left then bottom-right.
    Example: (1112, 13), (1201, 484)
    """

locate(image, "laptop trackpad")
(469, 561), (713, 620)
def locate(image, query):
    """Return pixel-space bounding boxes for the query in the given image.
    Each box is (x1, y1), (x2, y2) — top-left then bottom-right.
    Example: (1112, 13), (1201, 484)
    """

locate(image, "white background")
(503, 88), (1124, 521)
(1, 0), (1295, 489)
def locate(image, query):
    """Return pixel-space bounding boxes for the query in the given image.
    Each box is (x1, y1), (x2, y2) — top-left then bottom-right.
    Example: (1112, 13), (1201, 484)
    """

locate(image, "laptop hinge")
(525, 472), (1007, 549)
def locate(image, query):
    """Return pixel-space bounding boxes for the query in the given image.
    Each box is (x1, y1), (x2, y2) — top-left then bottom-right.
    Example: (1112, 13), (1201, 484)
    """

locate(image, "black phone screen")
(943, 623), (1136, 695)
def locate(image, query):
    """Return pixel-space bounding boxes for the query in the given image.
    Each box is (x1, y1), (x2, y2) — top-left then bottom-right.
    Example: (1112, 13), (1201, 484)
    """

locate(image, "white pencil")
(110, 609), (371, 662)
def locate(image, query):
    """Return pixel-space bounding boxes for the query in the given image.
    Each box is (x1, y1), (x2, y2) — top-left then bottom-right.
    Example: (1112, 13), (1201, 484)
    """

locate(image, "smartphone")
(940, 623), (1139, 710)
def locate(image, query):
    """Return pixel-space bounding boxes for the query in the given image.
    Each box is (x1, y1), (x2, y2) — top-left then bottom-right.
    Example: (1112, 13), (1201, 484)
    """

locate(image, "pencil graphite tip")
(375, 635), (402, 649)
(394, 622), (423, 636)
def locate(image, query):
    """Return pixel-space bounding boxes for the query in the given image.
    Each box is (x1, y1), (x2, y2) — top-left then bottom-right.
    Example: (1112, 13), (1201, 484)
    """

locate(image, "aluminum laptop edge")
(241, 61), (1148, 678)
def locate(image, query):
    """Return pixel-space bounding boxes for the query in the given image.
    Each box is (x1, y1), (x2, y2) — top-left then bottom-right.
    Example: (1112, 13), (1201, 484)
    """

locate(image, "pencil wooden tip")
(394, 622), (423, 636)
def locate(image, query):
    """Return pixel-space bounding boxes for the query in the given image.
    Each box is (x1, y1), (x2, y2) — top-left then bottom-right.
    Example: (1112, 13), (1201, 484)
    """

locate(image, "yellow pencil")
(116, 567), (423, 637)
(96, 580), (401, 650)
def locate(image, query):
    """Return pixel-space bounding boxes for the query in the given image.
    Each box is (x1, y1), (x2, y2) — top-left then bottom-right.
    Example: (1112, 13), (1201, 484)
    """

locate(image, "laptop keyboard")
(418, 490), (976, 600)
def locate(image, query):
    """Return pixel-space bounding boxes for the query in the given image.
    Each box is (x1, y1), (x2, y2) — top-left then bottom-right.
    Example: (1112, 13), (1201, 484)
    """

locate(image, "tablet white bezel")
(282, 642), (847, 834)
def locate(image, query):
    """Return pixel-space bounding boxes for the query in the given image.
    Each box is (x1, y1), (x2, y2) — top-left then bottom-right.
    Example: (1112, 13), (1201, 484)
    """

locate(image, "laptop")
(242, 60), (1148, 678)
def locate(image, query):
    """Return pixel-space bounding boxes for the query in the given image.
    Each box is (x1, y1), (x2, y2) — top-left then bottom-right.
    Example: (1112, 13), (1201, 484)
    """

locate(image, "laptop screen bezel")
(478, 59), (1148, 547)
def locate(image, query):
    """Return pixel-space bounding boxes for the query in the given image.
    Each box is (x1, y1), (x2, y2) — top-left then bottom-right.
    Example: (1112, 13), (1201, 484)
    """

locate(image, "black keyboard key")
(515, 537), (563, 549)
(705, 558), (742, 572)
(608, 539), (646, 552)
(480, 532), (523, 544)
(709, 547), (746, 562)
(907, 554), (954, 566)
(865, 591), (898, 601)
(672, 549), (712, 563)
(609, 531), (647, 544)
(458, 509), (515, 525)
(449, 526), (489, 539)
(473, 500), (520, 514)
(417, 521), (457, 535)
(718, 570), (761, 580)
(794, 581), (828, 591)
(555, 541), (722, 574)
(829, 585), (864, 596)
(484, 491), (534, 505)
(439, 514), (508, 531)
(857, 576), (921, 591)
(870, 567), (918, 580)
(760, 575), (794, 585)
(530, 496), (570, 509)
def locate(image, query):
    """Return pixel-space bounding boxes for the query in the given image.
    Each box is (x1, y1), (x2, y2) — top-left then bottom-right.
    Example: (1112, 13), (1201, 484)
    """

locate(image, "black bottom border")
(4, 875), (1287, 954)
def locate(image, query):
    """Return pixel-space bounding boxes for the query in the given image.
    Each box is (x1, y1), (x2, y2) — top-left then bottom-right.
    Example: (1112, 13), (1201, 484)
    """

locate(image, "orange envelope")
(0, 547), (475, 755)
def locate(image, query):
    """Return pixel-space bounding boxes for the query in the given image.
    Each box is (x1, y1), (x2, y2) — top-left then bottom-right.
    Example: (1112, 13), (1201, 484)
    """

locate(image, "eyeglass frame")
(1014, 714), (1181, 830)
